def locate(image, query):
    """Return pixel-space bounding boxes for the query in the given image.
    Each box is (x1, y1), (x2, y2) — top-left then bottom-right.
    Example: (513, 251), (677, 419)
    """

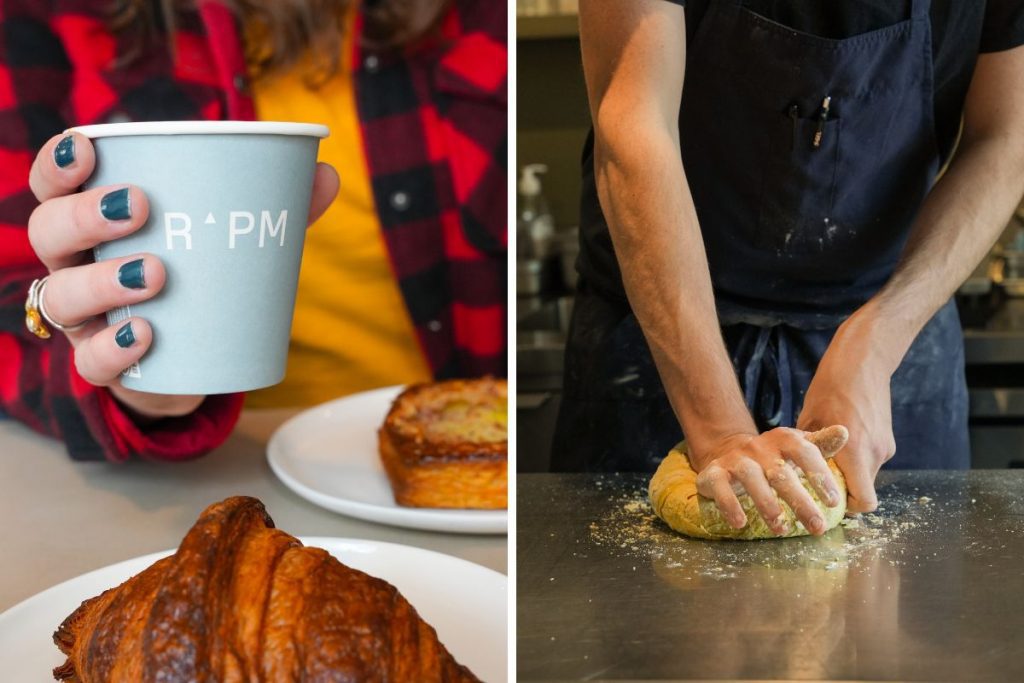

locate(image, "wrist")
(834, 299), (913, 378)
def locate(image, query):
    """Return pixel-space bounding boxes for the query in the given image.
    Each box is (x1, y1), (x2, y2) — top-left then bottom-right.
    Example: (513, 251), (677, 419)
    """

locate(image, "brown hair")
(109, 0), (450, 83)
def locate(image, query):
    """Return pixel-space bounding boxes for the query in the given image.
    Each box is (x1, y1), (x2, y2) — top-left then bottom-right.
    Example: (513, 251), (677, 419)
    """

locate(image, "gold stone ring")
(25, 278), (51, 339)
(25, 277), (88, 339)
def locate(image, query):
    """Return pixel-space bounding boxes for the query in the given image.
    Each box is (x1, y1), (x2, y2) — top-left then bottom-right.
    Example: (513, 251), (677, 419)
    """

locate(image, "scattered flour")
(581, 473), (994, 580)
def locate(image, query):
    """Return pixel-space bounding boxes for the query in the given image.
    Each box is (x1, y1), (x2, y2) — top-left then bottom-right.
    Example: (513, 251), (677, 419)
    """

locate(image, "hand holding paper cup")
(68, 121), (330, 395)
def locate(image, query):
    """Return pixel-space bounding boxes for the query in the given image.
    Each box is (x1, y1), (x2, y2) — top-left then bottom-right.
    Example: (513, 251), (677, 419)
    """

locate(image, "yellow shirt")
(245, 15), (430, 408)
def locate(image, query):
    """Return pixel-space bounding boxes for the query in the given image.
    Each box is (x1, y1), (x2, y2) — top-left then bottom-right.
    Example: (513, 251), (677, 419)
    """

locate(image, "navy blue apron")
(552, 0), (970, 472)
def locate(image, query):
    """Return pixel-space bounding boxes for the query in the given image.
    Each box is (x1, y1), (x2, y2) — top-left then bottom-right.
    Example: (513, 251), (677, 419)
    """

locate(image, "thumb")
(307, 162), (339, 227)
(836, 445), (880, 513)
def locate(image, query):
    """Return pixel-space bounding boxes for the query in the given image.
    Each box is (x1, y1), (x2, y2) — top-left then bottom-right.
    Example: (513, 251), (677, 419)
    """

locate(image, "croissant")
(52, 496), (481, 682)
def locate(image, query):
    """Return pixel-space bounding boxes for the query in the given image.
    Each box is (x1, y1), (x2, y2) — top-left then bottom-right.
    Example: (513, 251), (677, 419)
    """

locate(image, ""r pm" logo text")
(163, 210), (289, 250)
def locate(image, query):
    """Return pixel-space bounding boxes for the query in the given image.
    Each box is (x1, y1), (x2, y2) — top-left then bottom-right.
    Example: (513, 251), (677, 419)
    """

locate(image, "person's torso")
(576, 0), (989, 322)
(245, 5), (432, 409)
(683, 0), (985, 162)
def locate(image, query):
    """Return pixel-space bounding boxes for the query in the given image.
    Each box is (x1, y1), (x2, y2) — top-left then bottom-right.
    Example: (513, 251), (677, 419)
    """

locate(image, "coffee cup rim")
(67, 120), (330, 139)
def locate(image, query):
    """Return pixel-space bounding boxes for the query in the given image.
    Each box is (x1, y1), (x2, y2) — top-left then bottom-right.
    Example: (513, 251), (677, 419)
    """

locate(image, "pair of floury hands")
(693, 424), (881, 537)
(26, 132), (339, 420)
(690, 331), (896, 535)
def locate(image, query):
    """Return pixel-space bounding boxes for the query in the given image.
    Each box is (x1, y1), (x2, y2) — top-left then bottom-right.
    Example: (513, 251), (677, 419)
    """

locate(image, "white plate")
(267, 386), (508, 534)
(0, 537), (507, 682)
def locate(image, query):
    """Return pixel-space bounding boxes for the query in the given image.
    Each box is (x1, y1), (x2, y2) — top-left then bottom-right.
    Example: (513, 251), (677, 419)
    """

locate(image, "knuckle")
(807, 469), (833, 494)
(26, 205), (46, 255)
(753, 490), (781, 513)
(695, 466), (716, 486)
(696, 470), (720, 492)
(797, 502), (820, 520)
(759, 506), (784, 527)
(782, 490), (813, 517)
(26, 208), (61, 265)
(777, 426), (802, 440)
(73, 343), (98, 383)
(735, 459), (762, 481)
(765, 459), (789, 485)
(699, 462), (724, 480)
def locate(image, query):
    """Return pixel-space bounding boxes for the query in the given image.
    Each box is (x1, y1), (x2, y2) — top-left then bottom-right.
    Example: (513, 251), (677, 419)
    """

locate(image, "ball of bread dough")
(648, 443), (847, 540)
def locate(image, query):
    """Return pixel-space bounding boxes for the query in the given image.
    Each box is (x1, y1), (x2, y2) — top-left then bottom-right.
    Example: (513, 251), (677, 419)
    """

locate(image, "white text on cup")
(164, 210), (290, 250)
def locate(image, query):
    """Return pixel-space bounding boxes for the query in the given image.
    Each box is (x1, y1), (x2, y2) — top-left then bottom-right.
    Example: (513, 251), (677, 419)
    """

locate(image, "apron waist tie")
(737, 325), (794, 430)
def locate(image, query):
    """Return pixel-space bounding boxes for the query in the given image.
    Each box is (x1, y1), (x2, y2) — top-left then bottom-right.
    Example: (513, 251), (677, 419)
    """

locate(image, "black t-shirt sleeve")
(980, 0), (1024, 52)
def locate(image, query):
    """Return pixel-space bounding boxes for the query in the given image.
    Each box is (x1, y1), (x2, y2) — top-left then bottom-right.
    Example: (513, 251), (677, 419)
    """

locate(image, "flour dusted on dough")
(648, 443), (847, 540)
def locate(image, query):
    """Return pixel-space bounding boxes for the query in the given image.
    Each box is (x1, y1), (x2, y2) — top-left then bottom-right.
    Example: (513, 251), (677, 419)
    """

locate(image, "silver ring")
(36, 276), (89, 333)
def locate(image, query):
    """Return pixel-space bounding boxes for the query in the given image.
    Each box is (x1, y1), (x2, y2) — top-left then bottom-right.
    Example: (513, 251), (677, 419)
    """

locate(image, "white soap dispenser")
(518, 164), (556, 259)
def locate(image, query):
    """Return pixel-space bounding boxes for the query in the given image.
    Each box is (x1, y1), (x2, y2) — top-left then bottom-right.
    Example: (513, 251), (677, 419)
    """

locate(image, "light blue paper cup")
(69, 121), (330, 395)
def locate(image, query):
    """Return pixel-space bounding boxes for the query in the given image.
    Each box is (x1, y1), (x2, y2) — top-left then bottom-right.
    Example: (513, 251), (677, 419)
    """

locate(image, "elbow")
(592, 104), (678, 192)
(591, 105), (624, 183)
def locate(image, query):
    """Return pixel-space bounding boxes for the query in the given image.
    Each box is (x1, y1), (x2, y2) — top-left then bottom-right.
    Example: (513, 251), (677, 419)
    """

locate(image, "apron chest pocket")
(756, 106), (841, 254)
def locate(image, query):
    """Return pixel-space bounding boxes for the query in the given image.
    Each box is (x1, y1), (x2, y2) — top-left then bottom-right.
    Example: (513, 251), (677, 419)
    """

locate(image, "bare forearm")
(838, 134), (1024, 373)
(595, 128), (755, 460)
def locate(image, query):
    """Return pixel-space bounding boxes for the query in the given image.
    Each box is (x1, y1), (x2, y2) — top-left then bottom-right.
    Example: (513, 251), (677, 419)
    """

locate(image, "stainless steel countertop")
(518, 472), (1024, 682)
(0, 410), (506, 613)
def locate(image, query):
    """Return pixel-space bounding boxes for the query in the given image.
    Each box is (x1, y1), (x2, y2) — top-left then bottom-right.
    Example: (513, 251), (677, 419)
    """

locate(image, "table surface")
(0, 409), (507, 613)
(518, 471), (1024, 682)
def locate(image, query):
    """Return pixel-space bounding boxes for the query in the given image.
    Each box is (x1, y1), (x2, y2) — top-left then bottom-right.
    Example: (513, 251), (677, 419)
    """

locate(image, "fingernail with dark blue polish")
(100, 188), (131, 221)
(54, 135), (75, 168)
(117, 259), (146, 289)
(115, 322), (136, 348)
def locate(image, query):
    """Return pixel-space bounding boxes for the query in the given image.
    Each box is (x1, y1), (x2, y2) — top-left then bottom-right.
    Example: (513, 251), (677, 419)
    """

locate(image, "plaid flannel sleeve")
(356, 0), (507, 379)
(0, 0), (242, 462)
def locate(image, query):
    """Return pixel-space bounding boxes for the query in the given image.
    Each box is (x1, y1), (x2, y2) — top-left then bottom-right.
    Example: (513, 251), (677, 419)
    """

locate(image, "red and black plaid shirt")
(0, 0), (507, 461)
